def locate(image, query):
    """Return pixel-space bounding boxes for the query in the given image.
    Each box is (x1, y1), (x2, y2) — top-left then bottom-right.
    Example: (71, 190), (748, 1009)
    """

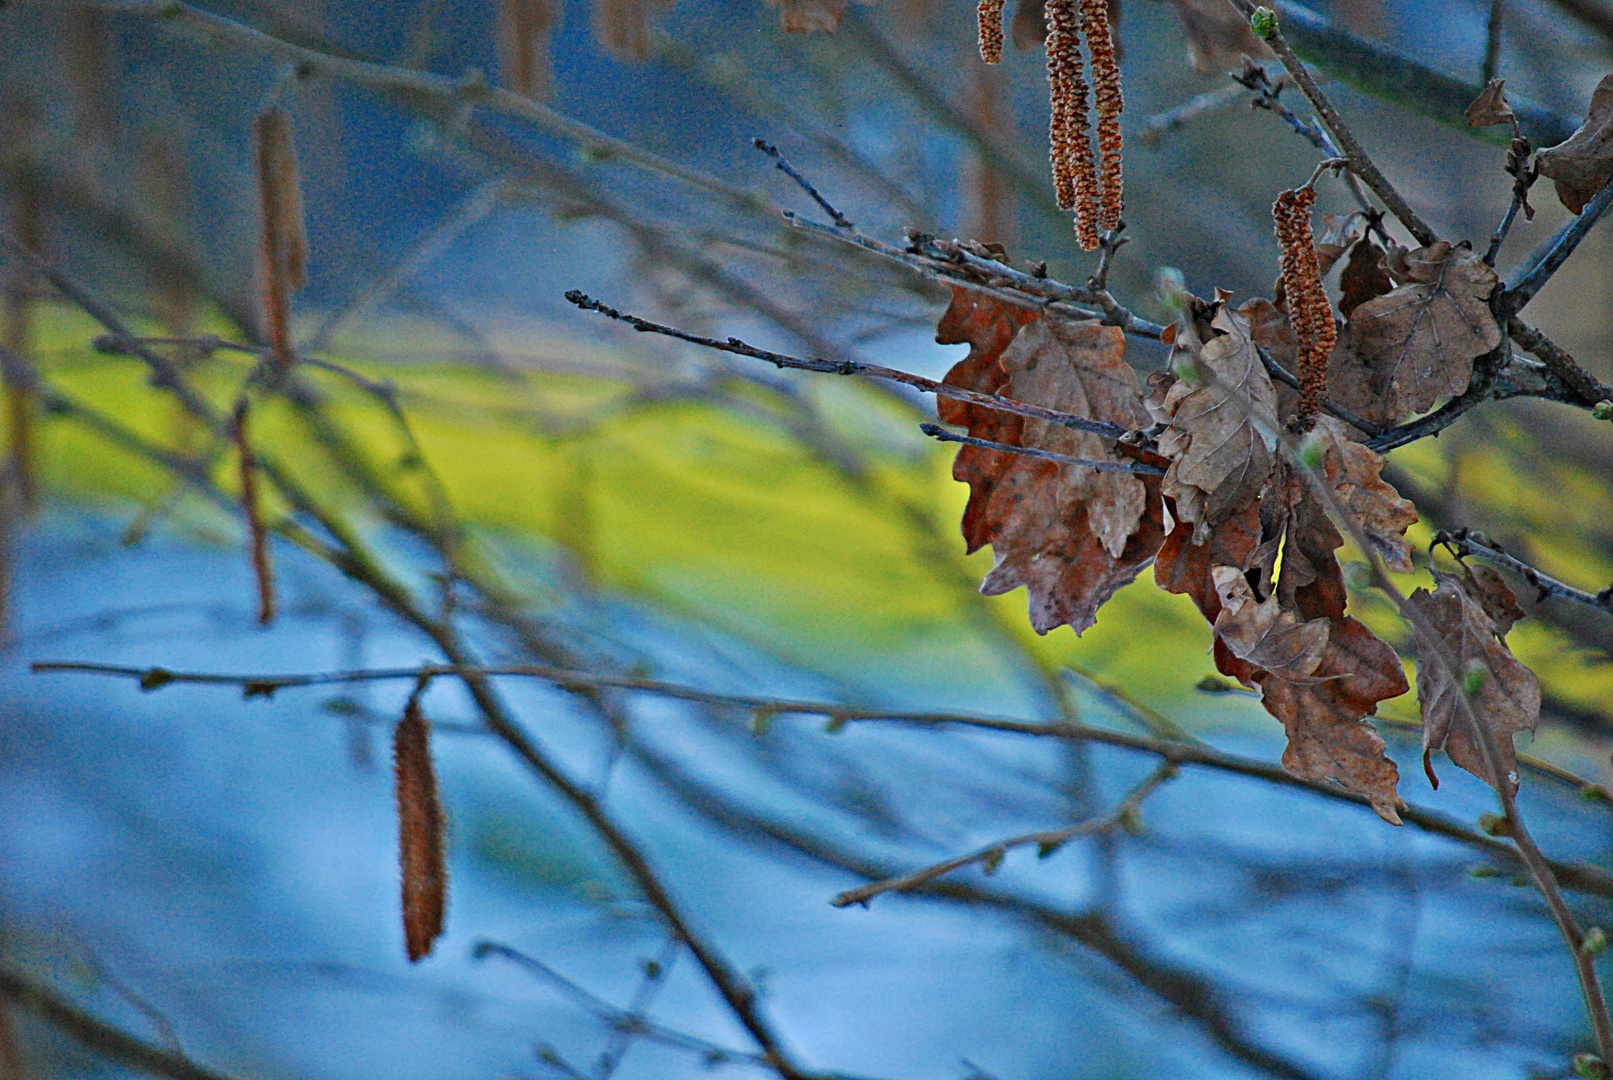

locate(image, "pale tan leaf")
(1465, 78), (1514, 128)
(1334, 241), (1500, 426)
(1166, 0), (1272, 75)
(1301, 414), (1418, 573)
(937, 289), (1164, 635)
(1157, 303), (1278, 542)
(1409, 572), (1540, 792)
(1211, 565), (1331, 679)
(1537, 73), (1613, 214)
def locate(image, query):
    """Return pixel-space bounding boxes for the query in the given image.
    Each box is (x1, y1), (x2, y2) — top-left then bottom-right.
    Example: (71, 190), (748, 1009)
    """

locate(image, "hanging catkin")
(1272, 186), (1334, 425)
(1081, 0), (1123, 231)
(252, 107), (307, 372)
(395, 693), (446, 963)
(1045, 0), (1099, 249)
(232, 399), (275, 626)
(978, 0), (1006, 62)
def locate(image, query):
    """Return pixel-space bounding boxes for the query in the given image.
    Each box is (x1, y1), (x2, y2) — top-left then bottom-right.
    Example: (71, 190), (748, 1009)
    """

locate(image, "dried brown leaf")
(1409, 572), (1540, 792)
(1337, 238), (1392, 318)
(1456, 561), (1525, 636)
(395, 698), (446, 962)
(1537, 73), (1613, 214)
(1335, 242), (1500, 426)
(1302, 414), (1417, 573)
(1260, 615), (1408, 824)
(766, 0), (854, 32)
(1313, 213), (1363, 279)
(1156, 303), (1278, 542)
(1465, 78), (1515, 128)
(937, 289), (1164, 635)
(1211, 565), (1331, 679)
(1166, 0), (1272, 75)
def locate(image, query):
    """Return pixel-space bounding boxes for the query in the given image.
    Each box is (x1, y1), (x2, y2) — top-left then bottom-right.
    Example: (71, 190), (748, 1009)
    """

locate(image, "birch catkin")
(1081, 0), (1123, 231)
(395, 694), (446, 963)
(252, 107), (307, 371)
(978, 0), (1006, 62)
(1272, 186), (1334, 424)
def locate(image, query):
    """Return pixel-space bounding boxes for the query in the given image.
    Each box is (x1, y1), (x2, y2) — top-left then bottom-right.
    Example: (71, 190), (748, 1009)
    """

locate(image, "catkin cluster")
(1034, 0), (1122, 250)
(1272, 185), (1335, 424)
(977, 0), (1005, 63)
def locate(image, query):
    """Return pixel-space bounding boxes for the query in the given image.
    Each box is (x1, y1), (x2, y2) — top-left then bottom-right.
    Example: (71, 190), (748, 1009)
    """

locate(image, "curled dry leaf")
(1334, 241), (1501, 426)
(1408, 572), (1540, 792)
(1211, 565), (1330, 679)
(1464, 78), (1515, 129)
(1537, 73), (1613, 214)
(1337, 238), (1393, 319)
(395, 698), (446, 962)
(1156, 302), (1277, 542)
(1166, 0), (1272, 75)
(1454, 561), (1525, 636)
(1300, 414), (1417, 573)
(937, 288), (1164, 635)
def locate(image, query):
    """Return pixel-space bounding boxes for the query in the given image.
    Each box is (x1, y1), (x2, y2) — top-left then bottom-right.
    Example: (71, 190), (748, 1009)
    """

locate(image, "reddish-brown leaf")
(938, 289), (1163, 634)
(1260, 615), (1409, 824)
(1537, 73), (1613, 214)
(1337, 238), (1393, 318)
(1333, 241), (1501, 426)
(1302, 414), (1418, 573)
(1211, 565), (1331, 680)
(1156, 302), (1278, 541)
(1409, 572), (1540, 792)
(395, 698), (446, 962)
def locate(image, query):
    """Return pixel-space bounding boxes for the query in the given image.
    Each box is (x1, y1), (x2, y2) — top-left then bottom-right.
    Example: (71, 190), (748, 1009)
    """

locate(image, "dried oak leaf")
(1261, 615), (1408, 824)
(1302, 414), (1417, 573)
(1337, 238), (1393, 319)
(1455, 561), (1525, 636)
(937, 288), (1164, 635)
(1465, 78), (1515, 129)
(1154, 496), (1265, 684)
(1166, 0), (1272, 75)
(1211, 565), (1330, 679)
(1334, 241), (1500, 426)
(1156, 302), (1278, 542)
(1408, 572), (1540, 792)
(1537, 73), (1613, 214)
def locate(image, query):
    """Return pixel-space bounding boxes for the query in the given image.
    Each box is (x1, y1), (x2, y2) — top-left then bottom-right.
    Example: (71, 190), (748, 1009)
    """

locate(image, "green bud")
(1572, 1053), (1608, 1079)
(1195, 675), (1235, 694)
(138, 667), (174, 692)
(1298, 437), (1326, 472)
(1250, 6), (1278, 38)
(823, 712), (849, 734)
(1477, 811), (1510, 837)
(1154, 266), (1188, 313)
(1468, 864), (1504, 879)
(1584, 926), (1608, 959)
(981, 846), (1006, 874)
(749, 707), (775, 736)
(1593, 400), (1613, 421)
(1584, 785), (1611, 803)
(1462, 659), (1487, 697)
(159, 0), (185, 16)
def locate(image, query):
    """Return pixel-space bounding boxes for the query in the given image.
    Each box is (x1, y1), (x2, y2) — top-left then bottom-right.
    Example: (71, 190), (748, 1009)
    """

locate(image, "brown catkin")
(1272, 186), (1334, 424)
(1081, 0), (1123, 232)
(232, 399), (276, 626)
(496, 0), (556, 102)
(978, 0), (1006, 62)
(1045, 0), (1099, 248)
(395, 694), (446, 963)
(252, 107), (307, 371)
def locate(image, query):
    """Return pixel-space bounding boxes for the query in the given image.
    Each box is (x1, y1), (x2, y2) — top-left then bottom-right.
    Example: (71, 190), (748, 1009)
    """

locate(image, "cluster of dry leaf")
(935, 221), (1539, 820)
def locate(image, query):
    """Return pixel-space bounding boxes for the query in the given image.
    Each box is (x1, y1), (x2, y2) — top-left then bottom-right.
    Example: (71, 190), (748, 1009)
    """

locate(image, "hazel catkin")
(1272, 185), (1335, 425)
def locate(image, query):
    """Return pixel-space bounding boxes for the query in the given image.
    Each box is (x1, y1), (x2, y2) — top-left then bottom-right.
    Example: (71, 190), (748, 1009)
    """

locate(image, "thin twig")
(1507, 319), (1613, 407)
(30, 658), (1613, 899)
(1135, 83), (1249, 146)
(1483, 137), (1537, 267)
(919, 423), (1165, 475)
(751, 139), (852, 228)
(1500, 177), (1613, 315)
(564, 291), (1132, 440)
(1230, 2), (1438, 246)
(830, 762), (1176, 907)
(1433, 528), (1613, 615)
(0, 966), (240, 1080)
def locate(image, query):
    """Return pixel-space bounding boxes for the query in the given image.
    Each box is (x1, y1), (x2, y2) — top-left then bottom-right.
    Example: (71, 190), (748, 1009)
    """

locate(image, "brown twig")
(31, 658), (1613, 899)
(830, 761), (1175, 908)
(1433, 528), (1613, 615)
(231, 399), (276, 626)
(1500, 177), (1613, 316)
(1230, 2), (1438, 247)
(918, 422), (1165, 475)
